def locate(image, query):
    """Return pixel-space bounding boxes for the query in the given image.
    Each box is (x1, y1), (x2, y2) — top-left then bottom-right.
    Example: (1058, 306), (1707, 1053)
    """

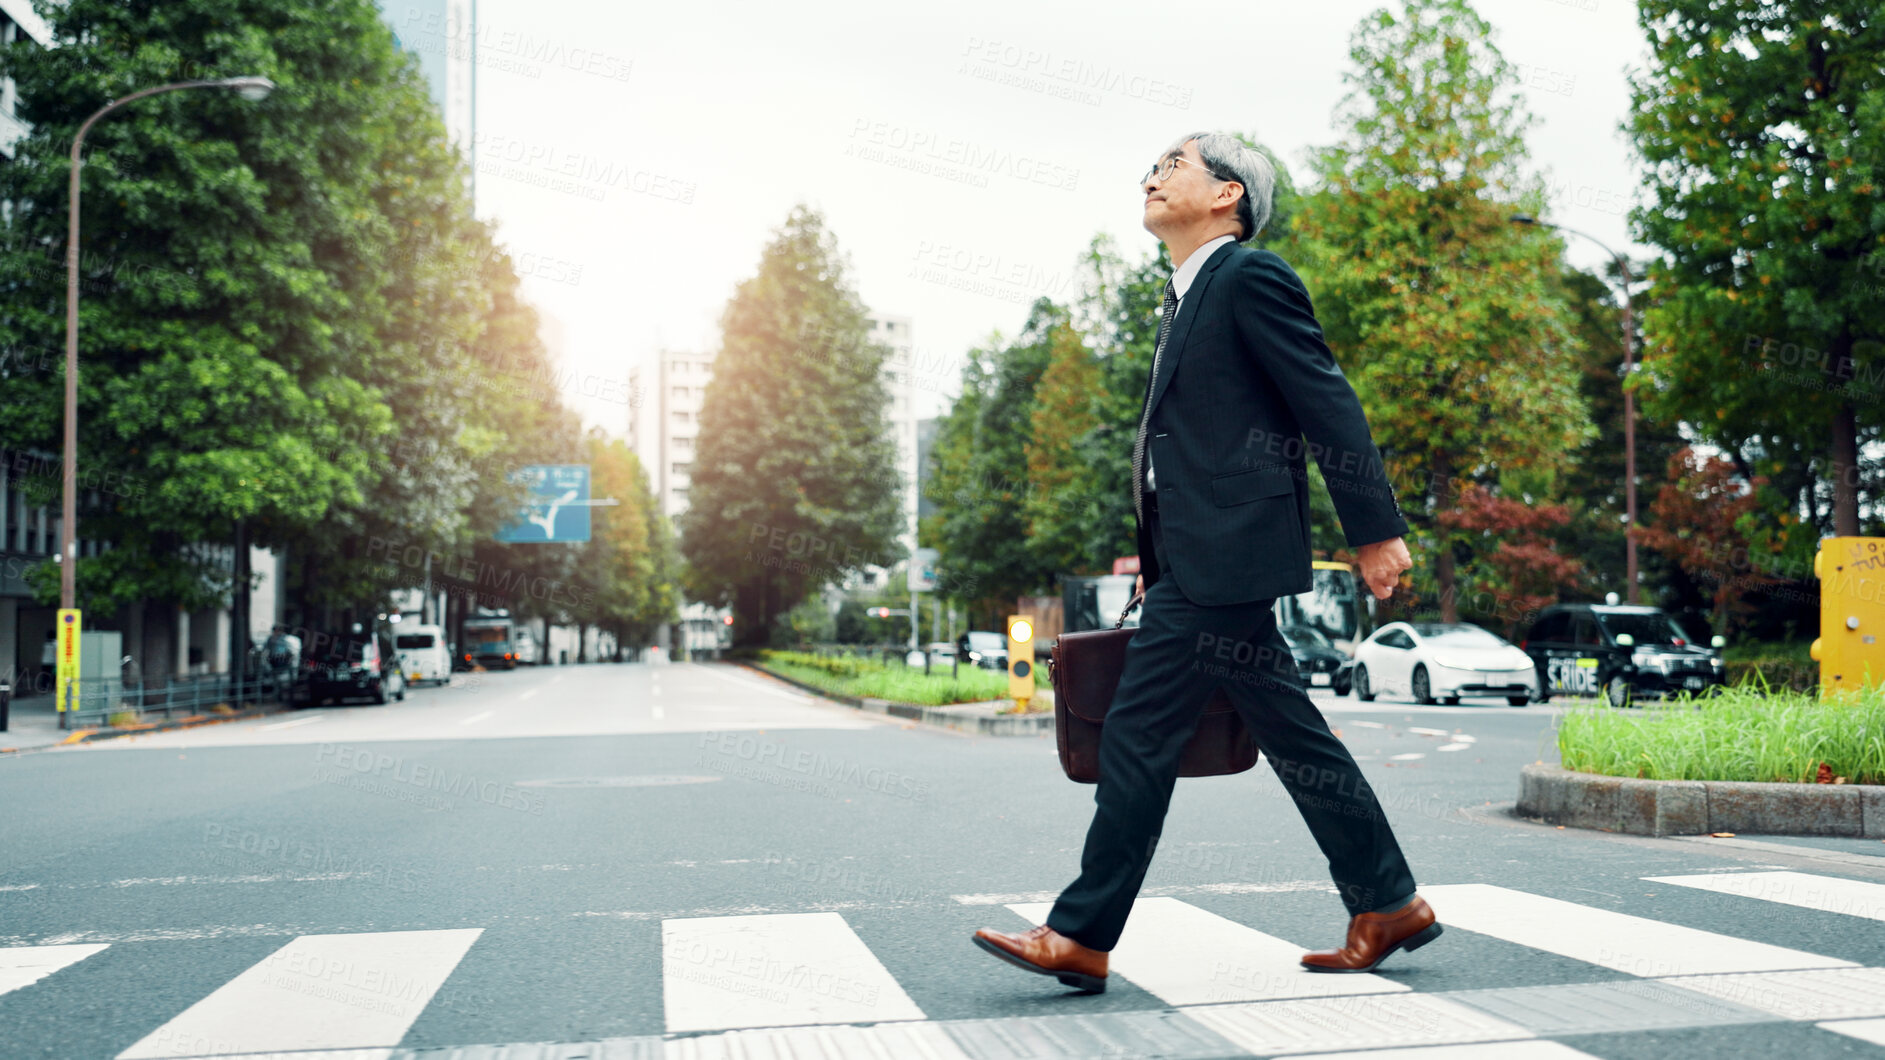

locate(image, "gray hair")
(1164, 131), (1275, 241)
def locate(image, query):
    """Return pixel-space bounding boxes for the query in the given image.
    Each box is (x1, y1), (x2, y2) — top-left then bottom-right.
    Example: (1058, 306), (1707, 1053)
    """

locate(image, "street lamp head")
(218, 76), (276, 102)
(1509, 213), (1538, 225)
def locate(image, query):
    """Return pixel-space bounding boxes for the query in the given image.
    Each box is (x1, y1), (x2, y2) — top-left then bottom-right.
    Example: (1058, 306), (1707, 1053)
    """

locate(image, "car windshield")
(395, 634), (435, 649)
(1596, 611), (1690, 646)
(1280, 625), (1333, 650)
(966, 632), (1004, 650)
(1418, 626), (1508, 649)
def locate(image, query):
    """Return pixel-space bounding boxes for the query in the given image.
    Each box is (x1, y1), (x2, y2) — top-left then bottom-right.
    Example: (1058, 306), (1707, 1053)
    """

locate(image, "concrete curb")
(1517, 763), (1885, 837)
(0, 701), (295, 755)
(735, 662), (1053, 737)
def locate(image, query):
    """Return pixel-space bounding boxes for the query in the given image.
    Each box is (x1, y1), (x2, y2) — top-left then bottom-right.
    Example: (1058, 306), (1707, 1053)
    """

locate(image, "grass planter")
(757, 650), (1013, 707)
(1556, 685), (1884, 785)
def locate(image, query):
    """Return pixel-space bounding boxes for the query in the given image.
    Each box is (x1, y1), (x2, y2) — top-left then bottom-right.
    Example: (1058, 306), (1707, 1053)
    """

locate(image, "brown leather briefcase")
(1046, 591), (1260, 783)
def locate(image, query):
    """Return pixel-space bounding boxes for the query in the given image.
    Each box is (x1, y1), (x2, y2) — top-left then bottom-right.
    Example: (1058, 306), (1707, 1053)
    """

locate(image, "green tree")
(678, 206), (903, 649)
(921, 301), (1064, 629)
(1626, 0), (1885, 538)
(575, 429), (677, 655)
(1291, 0), (1594, 621)
(0, 0), (568, 638)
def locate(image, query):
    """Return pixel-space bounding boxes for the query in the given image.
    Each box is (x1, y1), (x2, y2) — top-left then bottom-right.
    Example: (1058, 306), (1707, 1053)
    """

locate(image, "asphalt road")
(3, 661), (1884, 1059)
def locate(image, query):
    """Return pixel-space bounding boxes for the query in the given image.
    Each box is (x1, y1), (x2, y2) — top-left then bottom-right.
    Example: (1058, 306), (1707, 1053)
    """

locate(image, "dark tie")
(1132, 279), (1179, 528)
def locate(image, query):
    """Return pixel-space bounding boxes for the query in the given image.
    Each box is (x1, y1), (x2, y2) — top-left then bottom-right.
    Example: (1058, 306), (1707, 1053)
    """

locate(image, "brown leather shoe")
(972, 924), (1108, 993)
(1301, 895), (1442, 973)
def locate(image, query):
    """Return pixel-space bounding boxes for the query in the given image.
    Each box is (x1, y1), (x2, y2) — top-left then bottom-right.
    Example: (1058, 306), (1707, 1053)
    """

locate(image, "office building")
(378, 0), (477, 204)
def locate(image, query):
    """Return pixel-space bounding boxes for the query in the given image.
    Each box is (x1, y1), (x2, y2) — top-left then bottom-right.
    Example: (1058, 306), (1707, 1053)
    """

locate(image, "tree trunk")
(1430, 451), (1458, 622)
(230, 519), (250, 702)
(1831, 331), (1861, 536)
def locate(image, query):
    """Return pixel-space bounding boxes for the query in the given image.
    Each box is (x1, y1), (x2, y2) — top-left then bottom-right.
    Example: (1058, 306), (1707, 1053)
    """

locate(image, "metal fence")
(58, 671), (291, 729)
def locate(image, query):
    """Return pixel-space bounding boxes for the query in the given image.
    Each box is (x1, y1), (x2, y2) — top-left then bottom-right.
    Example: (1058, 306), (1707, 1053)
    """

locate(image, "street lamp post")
(1511, 213), (1639, 604)
(60, 77), (274, 616)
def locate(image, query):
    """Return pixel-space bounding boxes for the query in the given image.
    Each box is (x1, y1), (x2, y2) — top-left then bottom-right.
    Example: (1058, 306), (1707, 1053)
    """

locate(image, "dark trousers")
(1045, 494), (1417, 952)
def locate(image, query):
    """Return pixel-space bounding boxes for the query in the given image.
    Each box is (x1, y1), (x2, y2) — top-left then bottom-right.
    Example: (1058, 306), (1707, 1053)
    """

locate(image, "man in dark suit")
(974, 133), (1439, 993)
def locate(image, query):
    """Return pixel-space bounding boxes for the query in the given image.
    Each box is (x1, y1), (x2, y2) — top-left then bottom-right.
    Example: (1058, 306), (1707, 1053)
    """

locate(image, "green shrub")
(1557, 684), (1885, 784)
(757, 650), (1012, 706)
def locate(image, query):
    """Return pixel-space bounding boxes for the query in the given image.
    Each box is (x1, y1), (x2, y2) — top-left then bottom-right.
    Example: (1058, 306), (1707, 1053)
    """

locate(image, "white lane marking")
(1437, 743), (1473, 752)
(1452, 734), (1476, 743)
(697, 666), (814, 703)
(0, 944), (109, 997)
(1644, 872), (1885, 921)
(1006, 898), (1407, 1004)
(257, 715), (325, 732)
(954, 880), (1334, 905)
(1421, 884), (1855, 977)
(0, 884), (39, 892)
(1285, 1042), (1601, 1059)
(458, 710), (495, 727)
(1670, 968), (1885, 1020)
(661, 912), (924, 1033)
(1188, 993), (1532, 1056)
(1350, 720), (1387, 728)
(1389, 753), (1426, 761)
(1822, 1017), (1885, 1047)
(116, 929), (482, 1058)
(1409, 727), (1451, 737)
(519, 689), (539, 701)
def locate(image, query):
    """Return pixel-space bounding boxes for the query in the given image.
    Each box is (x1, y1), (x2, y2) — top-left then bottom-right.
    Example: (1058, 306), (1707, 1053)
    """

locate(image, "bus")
(1274, 561), (1370, 656)
(460, 613), (517, 670)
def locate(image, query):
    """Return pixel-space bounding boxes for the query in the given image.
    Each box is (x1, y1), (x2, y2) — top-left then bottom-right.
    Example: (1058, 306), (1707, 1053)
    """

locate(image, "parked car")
(957, 630), (1009, 671)
(394, 624), (452, 686)
(1519, 603), (1725, 706)
(295, 628), (407, 706)
(1351, 622), (1537, 706)
(1280, 624), (1352, 694)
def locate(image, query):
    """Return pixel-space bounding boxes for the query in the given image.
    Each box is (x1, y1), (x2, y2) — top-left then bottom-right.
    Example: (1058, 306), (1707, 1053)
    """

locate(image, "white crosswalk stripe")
(1421, 882), (1855, 977)
(1006, 897), (1410, 1005)
(1644, 870), (1885, 921)
(661, 911), (925, 1033)
(0, 943), (109, 997)
(5, 874), (1885, 1057)
(116, 929), (482, 1058)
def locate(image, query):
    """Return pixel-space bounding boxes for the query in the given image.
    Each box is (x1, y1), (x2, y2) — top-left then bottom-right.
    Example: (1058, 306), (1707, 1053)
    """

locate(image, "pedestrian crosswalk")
(6, 873), (1885, 1059)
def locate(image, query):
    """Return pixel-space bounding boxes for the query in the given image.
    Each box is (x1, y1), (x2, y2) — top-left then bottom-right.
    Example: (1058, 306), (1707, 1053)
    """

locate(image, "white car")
(1351, 621), (1538, 706)
(394, 625), (453, 686)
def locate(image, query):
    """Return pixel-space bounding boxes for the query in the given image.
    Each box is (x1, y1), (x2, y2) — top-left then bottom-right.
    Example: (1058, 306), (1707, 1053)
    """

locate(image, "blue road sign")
(496, 464), (592, 543)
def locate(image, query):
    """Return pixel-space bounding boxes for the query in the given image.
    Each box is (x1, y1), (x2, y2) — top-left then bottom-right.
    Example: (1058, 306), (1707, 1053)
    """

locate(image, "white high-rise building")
(871, 314), (920, 561)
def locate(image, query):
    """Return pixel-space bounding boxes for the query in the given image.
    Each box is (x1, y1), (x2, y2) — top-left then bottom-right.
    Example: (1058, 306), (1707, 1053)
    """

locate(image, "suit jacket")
(1135, 241), (1408, 606)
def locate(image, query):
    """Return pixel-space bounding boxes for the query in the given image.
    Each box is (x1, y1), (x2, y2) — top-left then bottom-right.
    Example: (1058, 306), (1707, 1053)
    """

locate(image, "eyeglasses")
(1140, 154), (1226, 186)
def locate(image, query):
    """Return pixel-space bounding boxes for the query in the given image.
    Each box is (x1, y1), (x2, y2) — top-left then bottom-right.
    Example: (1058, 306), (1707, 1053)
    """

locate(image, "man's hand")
(1134, 573), (1144, 597)
(1355, 537), (1412, 600)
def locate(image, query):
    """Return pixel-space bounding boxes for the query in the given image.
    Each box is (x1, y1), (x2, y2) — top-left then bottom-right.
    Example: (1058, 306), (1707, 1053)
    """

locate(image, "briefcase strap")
(1114, 591), (1144, 629)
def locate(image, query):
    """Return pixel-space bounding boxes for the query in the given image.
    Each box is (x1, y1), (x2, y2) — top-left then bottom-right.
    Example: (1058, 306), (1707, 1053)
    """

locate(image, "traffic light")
(1811, 536), (1885, 698)
(871, 607), (891, 619)
(1007, 613), (1035, 710)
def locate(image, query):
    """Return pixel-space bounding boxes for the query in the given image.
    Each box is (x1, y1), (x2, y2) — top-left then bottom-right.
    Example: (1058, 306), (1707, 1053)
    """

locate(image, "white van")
(394, 624), (453, 686)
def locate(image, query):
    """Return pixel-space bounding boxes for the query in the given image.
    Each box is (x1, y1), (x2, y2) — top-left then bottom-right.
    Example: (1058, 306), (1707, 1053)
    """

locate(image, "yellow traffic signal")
(1811, 537), (1885, 698)
(1007, 613), (1035, 709)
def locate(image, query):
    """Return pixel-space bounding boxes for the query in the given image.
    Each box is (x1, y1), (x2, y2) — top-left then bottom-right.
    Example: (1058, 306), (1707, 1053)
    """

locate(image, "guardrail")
(57, 671), (291, 729)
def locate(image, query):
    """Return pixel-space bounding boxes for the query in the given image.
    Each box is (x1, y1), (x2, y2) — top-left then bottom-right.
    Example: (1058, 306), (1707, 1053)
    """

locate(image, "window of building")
(672, 386), (689, 400)
(672, 463), (692, 476)
(672, 436), (694, 452)
(672, 410), (689, 424)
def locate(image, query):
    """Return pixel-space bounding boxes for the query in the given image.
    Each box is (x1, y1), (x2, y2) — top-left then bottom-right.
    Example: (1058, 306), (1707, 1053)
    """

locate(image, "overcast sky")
(460, 0), (1650, 440)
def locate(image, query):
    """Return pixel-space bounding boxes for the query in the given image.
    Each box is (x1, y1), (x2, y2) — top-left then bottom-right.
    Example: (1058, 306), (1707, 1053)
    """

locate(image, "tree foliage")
(678, 205), (903, 648)
(1627, 0), (1885, 537)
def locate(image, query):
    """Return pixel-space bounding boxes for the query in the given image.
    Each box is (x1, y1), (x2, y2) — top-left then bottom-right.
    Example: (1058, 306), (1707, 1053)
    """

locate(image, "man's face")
(1141, 140), (1222, 235)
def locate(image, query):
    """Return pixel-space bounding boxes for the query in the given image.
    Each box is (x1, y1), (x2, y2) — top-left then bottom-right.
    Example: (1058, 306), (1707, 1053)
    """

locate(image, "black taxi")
(1520, 603), (1726, 705)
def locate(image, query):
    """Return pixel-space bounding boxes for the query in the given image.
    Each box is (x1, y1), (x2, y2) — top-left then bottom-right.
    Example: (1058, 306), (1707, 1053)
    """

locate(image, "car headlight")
(1429, 654), (1469, 671)
(1631, 653), (1660, 670)
(968, 651), (982, 661)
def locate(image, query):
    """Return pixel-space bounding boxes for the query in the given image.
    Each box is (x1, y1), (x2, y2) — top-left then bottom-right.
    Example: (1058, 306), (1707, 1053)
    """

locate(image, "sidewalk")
(0, 694), (88, 753)
(0, 691), (291, 755)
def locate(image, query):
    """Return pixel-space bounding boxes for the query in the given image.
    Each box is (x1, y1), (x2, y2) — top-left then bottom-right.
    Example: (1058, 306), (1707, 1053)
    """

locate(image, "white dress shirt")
(1146, 233), (1237, 493)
